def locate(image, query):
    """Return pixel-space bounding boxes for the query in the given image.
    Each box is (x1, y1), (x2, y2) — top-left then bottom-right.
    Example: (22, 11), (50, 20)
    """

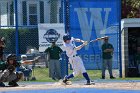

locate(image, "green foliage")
(122, 0), (140, 18)
(0, 28), (38, 54)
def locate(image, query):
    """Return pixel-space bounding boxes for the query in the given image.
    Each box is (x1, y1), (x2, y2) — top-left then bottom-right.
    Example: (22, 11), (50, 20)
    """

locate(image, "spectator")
(44, 41), (63, 80)
(101, 37), (115, 79)
(135, 46), (140, 76)
(18, 55), (32, 81)
(18, 55), (40, 81)
(0, 54), (23, 87)
(0, 37), (5, 61)
(129, 43), (137, 67)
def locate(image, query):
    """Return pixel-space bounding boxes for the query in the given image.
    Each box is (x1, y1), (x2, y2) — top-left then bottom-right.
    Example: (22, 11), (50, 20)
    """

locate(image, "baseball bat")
(88, 36), (109, 44)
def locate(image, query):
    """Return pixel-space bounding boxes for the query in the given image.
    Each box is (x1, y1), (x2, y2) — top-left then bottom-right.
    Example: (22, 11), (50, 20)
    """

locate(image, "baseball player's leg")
(55, 60), (61, 80)
(64, 61), (76, 79)
(63, 58), (76, 83)
(138, 64), (140, 74)
(107, 59), (115, 79)
(0, 69), (10, 82)
(0, 70), (21, 87)
(8, 71), (23, 86)
(102, 59), (107, 79)
(48, 60), (52, 78)
(22, 69), (30, 80)
(63, 73), (74, 84)
(0, 72), (5, 87)
(49, 60), (55, 80)
(8, 72), (17, 82)
(77, 57), (92, 85)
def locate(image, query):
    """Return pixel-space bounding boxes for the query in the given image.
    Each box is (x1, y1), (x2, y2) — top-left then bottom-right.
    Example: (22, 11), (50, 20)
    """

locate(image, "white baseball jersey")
(63, 37), (77, 58)
(63, 37), (86, 76)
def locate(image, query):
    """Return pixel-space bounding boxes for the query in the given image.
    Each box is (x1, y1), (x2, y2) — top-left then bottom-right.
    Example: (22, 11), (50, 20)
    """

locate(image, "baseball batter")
(62, 34), (94, 85)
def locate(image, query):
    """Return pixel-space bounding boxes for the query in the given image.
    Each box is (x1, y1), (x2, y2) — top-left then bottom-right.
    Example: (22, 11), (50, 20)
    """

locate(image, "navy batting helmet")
(63, 34), (71, 42)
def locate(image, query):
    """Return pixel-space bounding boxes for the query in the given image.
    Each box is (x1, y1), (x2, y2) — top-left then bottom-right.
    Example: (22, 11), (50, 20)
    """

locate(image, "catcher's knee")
(16, 72), (24, 81)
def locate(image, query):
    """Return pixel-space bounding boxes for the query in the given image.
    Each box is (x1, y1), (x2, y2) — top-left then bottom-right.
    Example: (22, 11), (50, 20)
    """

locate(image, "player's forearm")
(22, 60), (33, 64)
(74, 38), (84, 43)
(104, 49), (114, 52)
(75, 44), (85, 50)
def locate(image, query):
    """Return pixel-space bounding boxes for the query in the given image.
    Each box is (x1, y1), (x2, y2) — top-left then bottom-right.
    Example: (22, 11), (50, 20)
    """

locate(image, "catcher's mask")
(7, 54), (17, 64)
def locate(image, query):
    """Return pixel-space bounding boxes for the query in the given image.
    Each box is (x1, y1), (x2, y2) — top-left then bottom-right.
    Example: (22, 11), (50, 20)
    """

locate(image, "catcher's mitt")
(7, 65), (15, 73)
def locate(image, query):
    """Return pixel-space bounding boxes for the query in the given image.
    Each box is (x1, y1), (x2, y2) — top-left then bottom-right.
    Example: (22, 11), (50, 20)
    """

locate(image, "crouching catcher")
(0, 54), (23, 87)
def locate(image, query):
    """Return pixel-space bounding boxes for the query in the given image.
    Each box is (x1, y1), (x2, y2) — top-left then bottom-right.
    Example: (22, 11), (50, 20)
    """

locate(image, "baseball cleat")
(62, 76), (72, 85)
(110, 76), (116, 79)
(85, 80), (95, 85)
(0, 82), (5, 87)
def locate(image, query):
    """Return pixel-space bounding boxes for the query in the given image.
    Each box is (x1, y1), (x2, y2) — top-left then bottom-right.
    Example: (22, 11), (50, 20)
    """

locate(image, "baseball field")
(0, 68), (140, 93)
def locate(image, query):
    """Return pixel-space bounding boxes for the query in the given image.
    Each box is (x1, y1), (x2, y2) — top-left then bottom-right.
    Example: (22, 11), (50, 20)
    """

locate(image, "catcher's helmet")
(63, 34), (71, 42)
(7, 54), (16, 60)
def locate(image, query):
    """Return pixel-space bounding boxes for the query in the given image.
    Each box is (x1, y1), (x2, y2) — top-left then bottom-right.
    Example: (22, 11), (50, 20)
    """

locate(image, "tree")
(122, 0), (140, 18)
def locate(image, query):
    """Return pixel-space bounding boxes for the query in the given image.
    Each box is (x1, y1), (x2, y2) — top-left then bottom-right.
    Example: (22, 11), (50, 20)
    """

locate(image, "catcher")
(0, 54), (23, 87)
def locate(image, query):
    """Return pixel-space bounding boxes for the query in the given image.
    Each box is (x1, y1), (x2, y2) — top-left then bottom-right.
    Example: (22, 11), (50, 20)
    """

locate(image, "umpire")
(101, 37), (115, 79)
(44, 41), (63, 80)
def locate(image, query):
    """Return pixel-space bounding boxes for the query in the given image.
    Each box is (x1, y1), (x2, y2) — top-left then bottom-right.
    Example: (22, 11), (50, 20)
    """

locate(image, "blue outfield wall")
(69, 0), (121, 69)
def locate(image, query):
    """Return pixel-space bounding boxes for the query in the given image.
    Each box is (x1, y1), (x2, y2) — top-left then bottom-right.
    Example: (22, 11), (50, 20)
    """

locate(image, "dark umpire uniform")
(101, 37), (115, 79)
(0, 54), (23, 87)
(45, 42), (63, 80)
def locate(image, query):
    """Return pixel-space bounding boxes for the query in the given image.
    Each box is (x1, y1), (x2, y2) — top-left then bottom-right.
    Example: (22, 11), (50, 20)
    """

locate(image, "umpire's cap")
(104, 36), (109, 40)
(63, 34), (71, 42)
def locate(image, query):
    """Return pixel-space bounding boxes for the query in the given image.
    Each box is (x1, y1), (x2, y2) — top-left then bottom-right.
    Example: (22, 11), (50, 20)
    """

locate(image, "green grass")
(32, 67), (54, 82)
(27, 67), (140, 82)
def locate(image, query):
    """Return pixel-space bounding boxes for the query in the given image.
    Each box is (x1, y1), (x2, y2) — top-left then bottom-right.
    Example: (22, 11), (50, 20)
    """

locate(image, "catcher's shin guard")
(15, 72), (23, 82)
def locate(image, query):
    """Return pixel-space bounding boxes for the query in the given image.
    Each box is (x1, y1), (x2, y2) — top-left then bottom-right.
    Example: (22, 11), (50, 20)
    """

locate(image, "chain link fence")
(0, 0), (121, 82)
(0, 0), (67, 81)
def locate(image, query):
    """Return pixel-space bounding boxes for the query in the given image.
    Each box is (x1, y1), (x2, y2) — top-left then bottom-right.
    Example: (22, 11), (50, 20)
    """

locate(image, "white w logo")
(74, 8), (111, 50)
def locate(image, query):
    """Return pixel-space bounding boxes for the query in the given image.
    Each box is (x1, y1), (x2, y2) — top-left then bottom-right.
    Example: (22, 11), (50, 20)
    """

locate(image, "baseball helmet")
(7, 54), (16, 60)
(21, 55), (27, 59)
(63, 34), (71, 42)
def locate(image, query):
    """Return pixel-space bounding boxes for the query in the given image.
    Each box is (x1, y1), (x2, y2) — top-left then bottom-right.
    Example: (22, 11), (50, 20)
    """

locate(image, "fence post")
(14, 0), (19, 56)
(60, 52), (68, 79)
(119, 0), (122, 78)
(64, 0), (70, 33)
